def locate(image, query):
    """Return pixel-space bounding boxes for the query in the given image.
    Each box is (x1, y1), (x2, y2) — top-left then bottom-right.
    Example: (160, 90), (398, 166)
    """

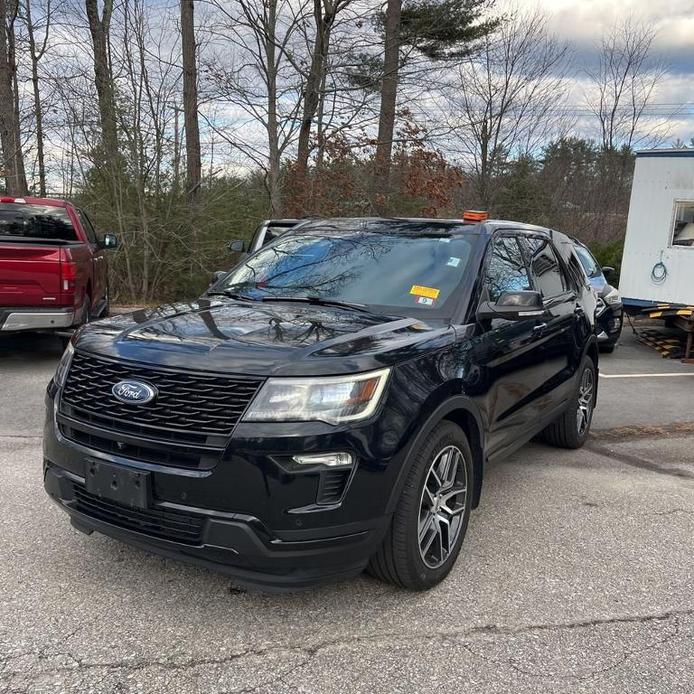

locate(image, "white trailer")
(620, 149), (694, 309)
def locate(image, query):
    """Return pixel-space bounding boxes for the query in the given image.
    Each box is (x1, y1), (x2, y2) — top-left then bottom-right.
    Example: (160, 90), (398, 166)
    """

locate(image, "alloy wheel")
(576, 367), (595, 436)
(418, 445), (468, 569)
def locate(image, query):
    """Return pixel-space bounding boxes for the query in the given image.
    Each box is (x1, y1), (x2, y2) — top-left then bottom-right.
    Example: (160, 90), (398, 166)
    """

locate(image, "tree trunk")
(24, 0), (46, 195)
(265, 0), (281, 215)
(373, 0), (401, 212)
(85, 0), (117, 166)
(291, 0), (335, 214)
(180, 0), (201, 201)
(0, 0), (27, 194)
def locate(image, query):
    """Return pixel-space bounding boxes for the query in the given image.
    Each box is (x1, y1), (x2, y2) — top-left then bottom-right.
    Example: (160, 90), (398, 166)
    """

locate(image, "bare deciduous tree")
(373, 0), (400, 208)
(0, 0), (27, 194)
(204, 0), (309, 214)
(586, 19), (668, 151)
(181, 0), (201, 201)
(85, 0), (117, 165)
(446, 9), (569, 208)
(21, 0), (52, 195)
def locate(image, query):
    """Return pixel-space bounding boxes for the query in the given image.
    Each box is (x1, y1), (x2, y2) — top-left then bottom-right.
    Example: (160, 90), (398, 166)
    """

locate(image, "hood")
(75, 298), (455, 376)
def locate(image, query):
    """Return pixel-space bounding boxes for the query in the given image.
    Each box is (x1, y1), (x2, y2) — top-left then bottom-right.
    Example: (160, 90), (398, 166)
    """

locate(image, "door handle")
(533, 323), (547, 335)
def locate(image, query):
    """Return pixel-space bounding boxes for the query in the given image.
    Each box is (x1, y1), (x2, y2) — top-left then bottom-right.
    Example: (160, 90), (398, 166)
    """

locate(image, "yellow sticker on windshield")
(410, 285), (440, 300)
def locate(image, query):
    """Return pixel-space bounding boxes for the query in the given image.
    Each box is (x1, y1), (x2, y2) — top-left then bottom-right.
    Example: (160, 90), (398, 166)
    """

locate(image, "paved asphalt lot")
(1, 327), (692, 693)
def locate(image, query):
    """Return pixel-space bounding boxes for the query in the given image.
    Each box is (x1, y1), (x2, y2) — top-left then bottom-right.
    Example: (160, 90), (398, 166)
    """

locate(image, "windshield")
(0, 204), (77, 242)
(217, 222), (476, 316)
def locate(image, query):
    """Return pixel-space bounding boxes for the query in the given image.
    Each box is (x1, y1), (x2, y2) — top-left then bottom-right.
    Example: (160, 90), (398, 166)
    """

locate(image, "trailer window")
(672, 202), (694, 247)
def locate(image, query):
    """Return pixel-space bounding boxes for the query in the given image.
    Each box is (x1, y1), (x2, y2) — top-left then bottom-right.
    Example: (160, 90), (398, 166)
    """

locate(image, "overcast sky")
(520, 0), (694, 144)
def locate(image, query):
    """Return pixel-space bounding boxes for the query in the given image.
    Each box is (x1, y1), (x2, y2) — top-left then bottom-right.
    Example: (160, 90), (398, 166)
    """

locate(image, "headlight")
(54, 342), (74, 387)
(604, 288), (621, 305)
(243, 368), (390, 424)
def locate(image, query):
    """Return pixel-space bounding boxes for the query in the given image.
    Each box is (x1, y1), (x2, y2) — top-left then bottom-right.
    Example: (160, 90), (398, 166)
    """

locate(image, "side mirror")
(228, 239), (246, 253)
(210, 270), (227, 286)
(100, 233), (118, 249)
(601, 266), (615, 278)
(477, 290), (544, 321)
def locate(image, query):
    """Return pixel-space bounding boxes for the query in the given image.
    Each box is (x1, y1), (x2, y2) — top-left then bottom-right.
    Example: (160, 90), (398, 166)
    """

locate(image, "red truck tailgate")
(0, 243), (63, 306)
(0, 200), (82, 308)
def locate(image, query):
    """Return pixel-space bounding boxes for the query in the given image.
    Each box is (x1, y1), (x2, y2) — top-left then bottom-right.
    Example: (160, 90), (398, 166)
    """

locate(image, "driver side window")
(486, 236), (531, 302)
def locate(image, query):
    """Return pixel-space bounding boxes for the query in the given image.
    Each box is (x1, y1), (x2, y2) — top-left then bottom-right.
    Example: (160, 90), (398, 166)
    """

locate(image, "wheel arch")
(386, 396), (486, 514)
(585, 336), (598, 368)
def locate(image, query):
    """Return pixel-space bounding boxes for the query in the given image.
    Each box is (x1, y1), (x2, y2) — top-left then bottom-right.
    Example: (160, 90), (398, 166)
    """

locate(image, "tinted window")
(0, 204), (77, 241)
(78, 210), (98, 244)
(574, 244), (600, 278)
(485, 236), (531, 302)
(565, 250), (587, 291)
(219, 222), (475, 315)
(522, 237), (566, 298)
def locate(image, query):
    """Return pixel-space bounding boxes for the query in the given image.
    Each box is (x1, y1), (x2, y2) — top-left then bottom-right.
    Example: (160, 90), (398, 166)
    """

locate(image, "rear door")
(0, 203), (77, 307)
(518, 235), (579, 408)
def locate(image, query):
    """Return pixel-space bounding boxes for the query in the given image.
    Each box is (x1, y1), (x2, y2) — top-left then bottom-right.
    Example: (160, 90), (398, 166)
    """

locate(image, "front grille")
(62, 351), (263, 435)
(72, 481), (205, 545)
(59, 351), (264, 468)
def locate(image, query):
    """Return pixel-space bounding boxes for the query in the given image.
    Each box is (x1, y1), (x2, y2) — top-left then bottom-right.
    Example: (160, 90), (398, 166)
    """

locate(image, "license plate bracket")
(85, 460), (150, 509)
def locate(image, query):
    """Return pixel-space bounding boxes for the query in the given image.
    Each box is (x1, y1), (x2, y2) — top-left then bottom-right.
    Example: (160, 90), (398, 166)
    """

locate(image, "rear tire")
(367, 421), (474, 590)
(542, 356), (597, 449)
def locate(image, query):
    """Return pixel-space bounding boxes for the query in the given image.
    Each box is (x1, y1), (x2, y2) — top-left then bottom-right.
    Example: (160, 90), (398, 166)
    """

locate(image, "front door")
(77, 210), (107, 311)
(465, 233), (549, 459)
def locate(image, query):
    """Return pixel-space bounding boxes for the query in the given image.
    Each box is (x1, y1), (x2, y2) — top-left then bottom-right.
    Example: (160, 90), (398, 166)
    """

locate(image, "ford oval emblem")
(111, 380), (157, 405)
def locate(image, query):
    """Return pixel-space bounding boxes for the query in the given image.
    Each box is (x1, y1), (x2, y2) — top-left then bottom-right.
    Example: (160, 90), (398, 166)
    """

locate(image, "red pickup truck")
(0, 196), (117, 335)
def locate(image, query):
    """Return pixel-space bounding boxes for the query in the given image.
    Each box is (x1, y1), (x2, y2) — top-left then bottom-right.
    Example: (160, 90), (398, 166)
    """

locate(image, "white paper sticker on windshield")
(416, 296), (434, 306)
(447, 257), (461, 267)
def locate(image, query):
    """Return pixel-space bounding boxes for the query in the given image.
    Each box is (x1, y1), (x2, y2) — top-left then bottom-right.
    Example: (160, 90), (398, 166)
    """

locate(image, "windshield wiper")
(257, 296), (372, 313)
(207, 290), (259, 302)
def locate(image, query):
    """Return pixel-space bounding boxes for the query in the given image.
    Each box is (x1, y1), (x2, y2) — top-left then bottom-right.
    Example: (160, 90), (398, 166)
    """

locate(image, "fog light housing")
(292, 452), (354, 468)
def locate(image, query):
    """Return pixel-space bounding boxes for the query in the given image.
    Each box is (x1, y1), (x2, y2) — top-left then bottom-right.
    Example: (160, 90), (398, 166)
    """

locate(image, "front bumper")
(44, 463), (389, 589)
(596, 303), (623, 343)
(42, 380), (408, 589)
(0, 307), (75, 332)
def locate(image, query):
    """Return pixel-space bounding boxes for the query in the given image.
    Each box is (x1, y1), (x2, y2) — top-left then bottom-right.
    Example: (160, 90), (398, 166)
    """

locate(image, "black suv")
(44, 218), (598, 590)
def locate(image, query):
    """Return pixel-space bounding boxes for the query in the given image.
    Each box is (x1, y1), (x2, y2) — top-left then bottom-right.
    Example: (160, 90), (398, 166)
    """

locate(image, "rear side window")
(521, 237), (567, 299)
(0, 204), (77, 242)
(486, 236), (531, 302)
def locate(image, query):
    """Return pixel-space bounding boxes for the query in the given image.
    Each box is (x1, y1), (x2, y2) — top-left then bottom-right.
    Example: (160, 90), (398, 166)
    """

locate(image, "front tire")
(542, 356), (597, 449)
(367, 421), (474, 590)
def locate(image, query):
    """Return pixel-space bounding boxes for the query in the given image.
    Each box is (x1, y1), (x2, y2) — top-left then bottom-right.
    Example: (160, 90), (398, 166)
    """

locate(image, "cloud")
(505, 0), (694, 143)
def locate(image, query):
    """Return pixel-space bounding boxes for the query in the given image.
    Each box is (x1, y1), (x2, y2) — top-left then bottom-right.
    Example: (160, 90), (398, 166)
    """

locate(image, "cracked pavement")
(1, 331), (693, 693)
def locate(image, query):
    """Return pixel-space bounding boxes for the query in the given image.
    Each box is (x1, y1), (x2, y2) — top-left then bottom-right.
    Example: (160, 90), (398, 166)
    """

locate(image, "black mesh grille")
(58, 351), (263, 467)
(317, 469), (351, 505)
(57, 421), (215, 469)
(61, 351), (264, 437)
(72, 482), (205, 545)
